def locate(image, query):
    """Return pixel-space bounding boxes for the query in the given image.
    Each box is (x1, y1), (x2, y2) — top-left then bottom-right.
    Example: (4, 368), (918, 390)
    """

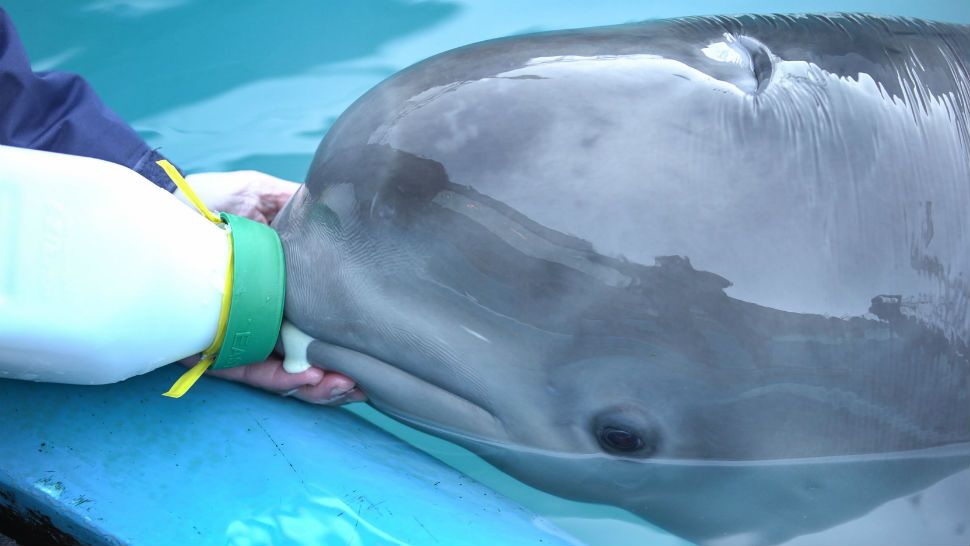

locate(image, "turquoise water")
(5, 2), (968, 545)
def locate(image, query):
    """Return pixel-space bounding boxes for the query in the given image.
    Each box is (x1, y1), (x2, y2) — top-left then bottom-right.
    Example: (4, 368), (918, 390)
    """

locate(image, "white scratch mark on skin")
(460, 325), (491, 343)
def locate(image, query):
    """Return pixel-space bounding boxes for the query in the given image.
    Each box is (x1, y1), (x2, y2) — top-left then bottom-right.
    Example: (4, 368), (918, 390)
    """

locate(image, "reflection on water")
(9, 0), (460, 178)
(350, 402), (970, 546)
(348, 404), (697, 546)
(777, 469), (970, 546)
(12, 0), (459, 119)
(9, 1), (968, 180)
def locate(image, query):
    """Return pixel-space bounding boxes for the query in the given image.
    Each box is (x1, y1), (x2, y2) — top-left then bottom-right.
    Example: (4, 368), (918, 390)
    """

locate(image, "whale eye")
(593, 407), (660, 457)
(599, 426), (644, 452)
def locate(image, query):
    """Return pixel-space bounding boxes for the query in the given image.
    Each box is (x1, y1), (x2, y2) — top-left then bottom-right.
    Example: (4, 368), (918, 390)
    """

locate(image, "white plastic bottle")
(0, 145), (284, 386)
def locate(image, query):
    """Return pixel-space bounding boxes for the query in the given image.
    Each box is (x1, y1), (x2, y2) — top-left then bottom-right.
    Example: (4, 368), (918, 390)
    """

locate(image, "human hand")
(175, 170), (299, 224)
(182, 353), (366, 405)
(174, 169), (363, 404)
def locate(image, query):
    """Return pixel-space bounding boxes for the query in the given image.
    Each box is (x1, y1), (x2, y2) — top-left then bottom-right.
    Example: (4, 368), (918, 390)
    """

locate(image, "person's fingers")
(261, 174), (300, 191)
(227, 194), (268, 223)
(262, 196), (289, 223)
(251, 210), (269, 224)
(255, 178), (299, 223)
(256, 197), (284, 223)
(288, 377), (365, 405)
(248, 172), (298, 194)
(205, 355), (325, 393)
(339, 388), (367, 404)
(181, 171), (299, 224)
(180, 347), (367, 405)
(296, 387), (366, 406)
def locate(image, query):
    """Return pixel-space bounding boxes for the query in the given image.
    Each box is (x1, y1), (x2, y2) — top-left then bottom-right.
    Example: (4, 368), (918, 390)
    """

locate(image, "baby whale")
(274, 13), (970, 545)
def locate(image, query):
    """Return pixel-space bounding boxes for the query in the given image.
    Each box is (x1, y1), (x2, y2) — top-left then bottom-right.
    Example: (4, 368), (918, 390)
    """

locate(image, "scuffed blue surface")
(0, 367), (580, 546)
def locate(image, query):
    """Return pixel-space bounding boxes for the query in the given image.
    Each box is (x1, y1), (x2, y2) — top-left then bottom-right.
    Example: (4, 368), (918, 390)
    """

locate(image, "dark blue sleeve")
(0, 8), (178, 192)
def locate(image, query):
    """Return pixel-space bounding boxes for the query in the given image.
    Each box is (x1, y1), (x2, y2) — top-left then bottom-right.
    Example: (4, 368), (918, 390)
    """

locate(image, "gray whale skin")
(274, 13), (970, 545)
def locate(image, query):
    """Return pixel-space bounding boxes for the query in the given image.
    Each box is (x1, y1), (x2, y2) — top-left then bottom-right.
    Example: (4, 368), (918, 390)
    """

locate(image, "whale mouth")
(306, 338), (509, 443)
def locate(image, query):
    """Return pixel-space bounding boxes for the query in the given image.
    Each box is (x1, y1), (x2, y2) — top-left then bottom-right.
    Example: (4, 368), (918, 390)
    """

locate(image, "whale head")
(274, 14), (970, 544)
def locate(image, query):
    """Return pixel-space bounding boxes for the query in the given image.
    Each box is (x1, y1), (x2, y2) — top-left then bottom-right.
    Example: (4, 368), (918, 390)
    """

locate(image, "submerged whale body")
(274, 13), (970, 545)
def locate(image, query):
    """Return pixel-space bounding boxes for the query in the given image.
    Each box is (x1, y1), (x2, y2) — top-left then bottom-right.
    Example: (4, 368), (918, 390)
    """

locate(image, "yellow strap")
(163, 355), (216, 398)
(155, 160), (235, 398)
(157, 159), (223, 224)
